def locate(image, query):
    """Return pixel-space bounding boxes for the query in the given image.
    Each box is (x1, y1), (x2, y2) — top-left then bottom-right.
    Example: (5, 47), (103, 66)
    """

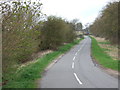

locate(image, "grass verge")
(3, 38), (83, 88)
(91, 37), (119, 71)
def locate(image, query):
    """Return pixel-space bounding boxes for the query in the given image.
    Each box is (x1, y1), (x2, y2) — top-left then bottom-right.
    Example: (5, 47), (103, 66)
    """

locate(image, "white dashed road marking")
(71, 39), (87, 85)
(74, 73), (82, 85)
(72, 62), (74, 69)
(73, 57), (75, 61)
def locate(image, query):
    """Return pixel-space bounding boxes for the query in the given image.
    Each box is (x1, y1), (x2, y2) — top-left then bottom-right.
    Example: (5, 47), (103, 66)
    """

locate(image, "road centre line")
(72, 40), (86, 64)
(78, 40), (87, 52)
(74, 73), (82, 85)
(75, 53), (77, 56)
(72, 62), (74, 69)
(73, 57), (75, 61)
(72, 40), (86, 85)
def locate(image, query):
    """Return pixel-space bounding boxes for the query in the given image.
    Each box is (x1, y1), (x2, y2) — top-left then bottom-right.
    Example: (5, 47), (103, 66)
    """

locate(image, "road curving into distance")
(39, 36), (118, 88)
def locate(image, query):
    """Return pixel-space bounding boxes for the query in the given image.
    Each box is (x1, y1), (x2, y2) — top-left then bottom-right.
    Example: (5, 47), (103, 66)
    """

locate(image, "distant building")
(75, 30), (83, 36)
(83, 28), (90, 35)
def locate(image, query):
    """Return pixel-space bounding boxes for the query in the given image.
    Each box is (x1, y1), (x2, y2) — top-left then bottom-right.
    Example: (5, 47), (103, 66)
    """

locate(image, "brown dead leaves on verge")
(17, 50), (53, 72)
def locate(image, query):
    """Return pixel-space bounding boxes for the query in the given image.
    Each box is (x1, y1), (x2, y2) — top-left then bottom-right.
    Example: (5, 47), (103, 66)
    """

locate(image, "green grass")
(3, 38), (83, 88)
(98, 41), (111, 44)
(91, 37), (119, 71)
(102, 48), (111, 52)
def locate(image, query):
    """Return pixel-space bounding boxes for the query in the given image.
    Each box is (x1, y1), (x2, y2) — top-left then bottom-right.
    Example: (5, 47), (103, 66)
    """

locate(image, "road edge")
(36, 39), (84, 88)
(90, 36), (120, 78)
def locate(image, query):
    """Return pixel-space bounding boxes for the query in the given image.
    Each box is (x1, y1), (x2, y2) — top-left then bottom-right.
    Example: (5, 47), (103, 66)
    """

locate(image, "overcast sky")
(1, 0), (112, 26)
(40, 0), (111, 26)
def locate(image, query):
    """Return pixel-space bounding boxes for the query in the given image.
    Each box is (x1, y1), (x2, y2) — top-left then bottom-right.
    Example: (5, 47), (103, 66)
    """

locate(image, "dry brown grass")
(16, 50), (53, 72)
(92, 36), (118, 60)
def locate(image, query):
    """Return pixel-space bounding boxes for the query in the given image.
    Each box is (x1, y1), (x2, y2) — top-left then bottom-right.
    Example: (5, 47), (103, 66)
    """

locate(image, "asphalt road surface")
(40, 36), (118, 88)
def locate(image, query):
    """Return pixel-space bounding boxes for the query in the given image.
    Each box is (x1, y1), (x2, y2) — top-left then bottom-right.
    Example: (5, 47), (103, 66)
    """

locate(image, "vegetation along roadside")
(2, 1), (83, 88)
(91, 36), (119, 72)
(2, 38), (83, 88)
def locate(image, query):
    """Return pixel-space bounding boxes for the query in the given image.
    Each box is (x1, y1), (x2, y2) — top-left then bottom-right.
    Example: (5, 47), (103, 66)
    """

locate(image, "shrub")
(2, 1), (42, 81)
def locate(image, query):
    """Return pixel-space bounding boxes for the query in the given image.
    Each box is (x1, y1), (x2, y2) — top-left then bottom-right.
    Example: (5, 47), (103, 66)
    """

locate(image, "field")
(91, 36), (119, 71)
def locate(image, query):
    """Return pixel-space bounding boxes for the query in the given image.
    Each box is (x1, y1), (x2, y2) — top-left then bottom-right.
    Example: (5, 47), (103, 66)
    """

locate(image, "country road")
(40, 36), (118, 88)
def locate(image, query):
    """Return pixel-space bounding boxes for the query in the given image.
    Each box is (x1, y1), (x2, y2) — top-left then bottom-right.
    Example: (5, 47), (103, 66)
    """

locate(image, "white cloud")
(2, 0), (111, 25)
(39, 0), (111, 25)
